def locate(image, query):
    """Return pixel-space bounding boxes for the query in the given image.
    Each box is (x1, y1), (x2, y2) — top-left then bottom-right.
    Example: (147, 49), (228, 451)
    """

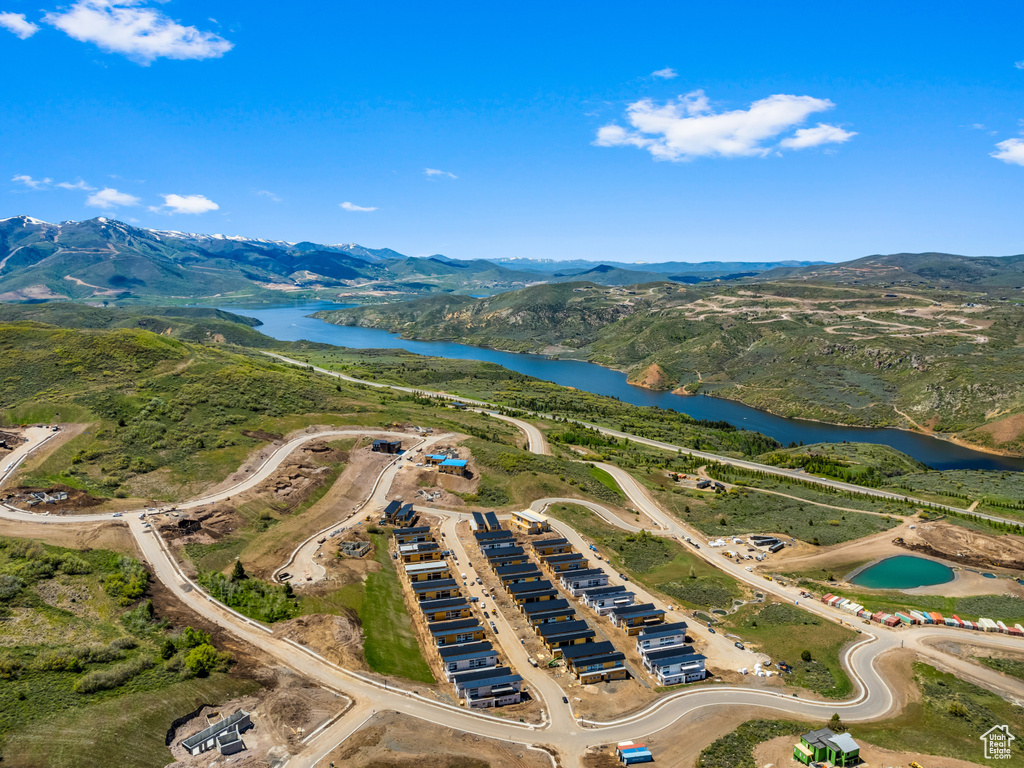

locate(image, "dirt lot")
(755, 734), (988, 768)
(903, 521), (1024, 574)
(930, 636), (1024, 673)
(319, 530), (381, 582)
(582, 705), (797, 768)
(167, 670), (347, 768)
(162, 436), (394, 579)
(317, 711), (553, 768)
(0, 517), (138, 553)
(274, 613), (366, 671)
(584, 649), (924, 768)
(773, 518), (1024, 595)
(388, 461), (474, 509)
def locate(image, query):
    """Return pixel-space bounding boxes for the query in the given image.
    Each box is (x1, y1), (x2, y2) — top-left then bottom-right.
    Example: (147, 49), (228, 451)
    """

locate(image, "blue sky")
(1, 2), (1022, 263)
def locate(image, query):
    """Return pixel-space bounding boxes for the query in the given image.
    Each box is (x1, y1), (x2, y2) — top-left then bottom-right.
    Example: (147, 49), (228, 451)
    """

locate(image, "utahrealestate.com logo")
(980, 725), (1015, 759)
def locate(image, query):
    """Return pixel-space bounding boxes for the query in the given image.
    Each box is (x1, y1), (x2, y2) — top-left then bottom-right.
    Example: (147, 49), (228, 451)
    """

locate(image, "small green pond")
(849, 555), (954, 590)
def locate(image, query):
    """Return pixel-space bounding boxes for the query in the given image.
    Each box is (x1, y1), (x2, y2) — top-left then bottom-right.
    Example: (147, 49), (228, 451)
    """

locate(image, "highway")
(2, 418), (1023, 767)
(262, 352), (1021, 527)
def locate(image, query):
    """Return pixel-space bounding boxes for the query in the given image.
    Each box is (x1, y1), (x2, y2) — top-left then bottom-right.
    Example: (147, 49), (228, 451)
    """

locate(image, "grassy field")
(0, 322), (530, 504)
(544, 503), (746, 610)
(300, 533), (433, 684)
(182, 437), (355, 575)
(756, 442), (928, 486)
(3, 673), (259, 768)
(718, 602), (857, 698)
(856, 662), (1024, 763)
(0, 536), (238, 762)
(977, 656), (1024, 681)
(885, 469), (1024, 520)
(460, 437), (626, 509)
(588, 465), (624, 499)
(648, 479), (902, 546)
(698, 719), (809, 768)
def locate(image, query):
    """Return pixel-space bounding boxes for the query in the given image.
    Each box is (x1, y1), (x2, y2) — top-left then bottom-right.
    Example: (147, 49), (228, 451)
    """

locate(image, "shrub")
(102, 556), (150, 605)
(184, 644), (219, 677)
(36, 651), (83, 673)
(949, 701), (969, 717)
(197, 571), (297, 623)
(121, 599), (166, 634)
(181, 626), (211, 649)
(801, 649), (813, 662)
(0, 654), (24, 679)
(73, 654), (153, 694)
(0, 574), (25, 601)
(58, 554), (92, 574)
(160, 639), (177, 660)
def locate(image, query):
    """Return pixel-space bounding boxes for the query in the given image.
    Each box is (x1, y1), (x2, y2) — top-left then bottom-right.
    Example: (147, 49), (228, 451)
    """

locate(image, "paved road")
(0, 425), (60, 486)
(2, 420), (1023, 767)
(488, 412), (551, 455)
(273, 432), (452, 584)
(262, 352), (1020, 527)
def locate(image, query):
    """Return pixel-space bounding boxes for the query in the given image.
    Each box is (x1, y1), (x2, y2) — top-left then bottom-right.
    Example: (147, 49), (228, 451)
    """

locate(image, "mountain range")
(0, 215), (824, 303)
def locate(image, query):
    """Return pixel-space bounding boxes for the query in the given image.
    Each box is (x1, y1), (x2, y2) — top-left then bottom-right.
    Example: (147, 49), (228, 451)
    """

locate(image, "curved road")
(2, 419), (1022, 767)
(263, 351), (1020, 527)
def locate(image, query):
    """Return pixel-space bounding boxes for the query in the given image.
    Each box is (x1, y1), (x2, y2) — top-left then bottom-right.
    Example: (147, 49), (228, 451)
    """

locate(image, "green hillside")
(756, 442), (929, 485)
(0, 304), (272, 347)
(317, 279), (1024, 455)
(760, 251), (1024, 292)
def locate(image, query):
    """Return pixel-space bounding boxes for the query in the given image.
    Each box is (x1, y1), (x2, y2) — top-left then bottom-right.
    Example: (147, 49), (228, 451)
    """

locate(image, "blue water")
(226, 302), (1024, 472)
(850, 555), (955, 590)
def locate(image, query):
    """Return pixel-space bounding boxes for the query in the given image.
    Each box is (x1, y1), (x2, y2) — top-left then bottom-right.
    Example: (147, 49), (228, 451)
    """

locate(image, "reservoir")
(849, 556), (955, 590)
(227, 302), (1024, 473)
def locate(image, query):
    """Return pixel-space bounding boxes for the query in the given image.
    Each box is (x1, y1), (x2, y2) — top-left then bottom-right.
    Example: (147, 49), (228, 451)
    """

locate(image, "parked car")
(708, 627), (716, 634)
(618, 573), (629, 581)
(562, 696), (569, 704)
(735, 642), (745, 650)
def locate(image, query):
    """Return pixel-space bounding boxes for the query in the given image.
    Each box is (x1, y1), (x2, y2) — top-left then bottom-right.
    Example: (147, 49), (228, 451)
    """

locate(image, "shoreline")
(309, 314), (1023, 461)
(843, 553), (960, 587)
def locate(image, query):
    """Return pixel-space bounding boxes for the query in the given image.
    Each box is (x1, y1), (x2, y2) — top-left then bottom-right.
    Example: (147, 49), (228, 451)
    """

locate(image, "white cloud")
(44, 1), (233, 65)
(424, 168), (457, 179)
(150, 193), (220, 214)
(651, 67), (677, 79)
(56, 179), (96, 190)
(0, 11), (39, 38)
(255, 189), (281, 202)
(11, 174), (52, 189)
(779, 122), (857, 149)
(594, 89), (854, 161)
(1015, 61), (1024, 70)
(86, 187), (141, 207)
(340, 201), (377, 212)
(991, 138), (1024, 166)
